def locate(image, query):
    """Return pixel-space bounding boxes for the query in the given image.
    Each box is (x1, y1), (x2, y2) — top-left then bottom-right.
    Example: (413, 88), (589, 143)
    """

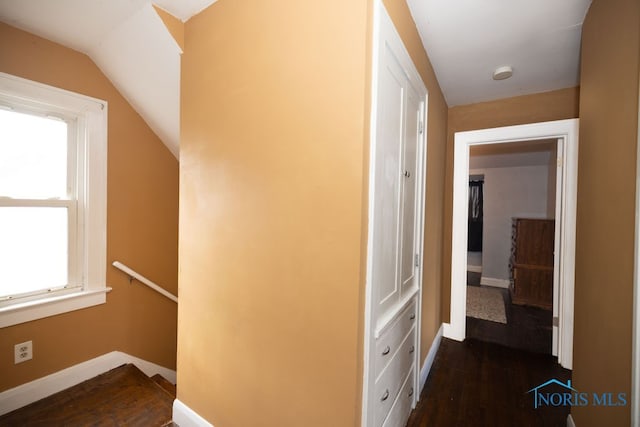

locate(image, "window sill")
(0, 287), (112, 328)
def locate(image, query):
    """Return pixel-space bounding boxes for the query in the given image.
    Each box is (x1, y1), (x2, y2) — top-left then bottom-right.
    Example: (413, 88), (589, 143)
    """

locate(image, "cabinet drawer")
(382, 366), (415, 427)
(374, 327), (416, 427)
(375, 299), (417, 378)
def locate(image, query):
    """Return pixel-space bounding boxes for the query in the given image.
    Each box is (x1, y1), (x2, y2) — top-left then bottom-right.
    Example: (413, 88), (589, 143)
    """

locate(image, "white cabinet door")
(372, 40), (406, 317)
(372, 44), (424, 319)
(399, 82), (422, 297)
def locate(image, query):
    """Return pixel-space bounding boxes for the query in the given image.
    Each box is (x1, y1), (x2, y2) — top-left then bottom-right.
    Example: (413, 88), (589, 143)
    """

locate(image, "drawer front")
(375, 299), (417, 378)
(374, 327), (416, 427)
(382, 366), (416, 427)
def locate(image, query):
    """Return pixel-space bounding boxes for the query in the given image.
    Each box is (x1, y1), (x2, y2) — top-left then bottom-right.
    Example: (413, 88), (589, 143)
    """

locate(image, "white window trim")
(0, 72), (109, 328)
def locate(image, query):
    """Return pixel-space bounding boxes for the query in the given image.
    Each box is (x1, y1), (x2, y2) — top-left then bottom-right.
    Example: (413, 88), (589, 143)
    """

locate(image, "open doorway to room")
(464, 140), (557, 355)
(444, 119), (579, 370)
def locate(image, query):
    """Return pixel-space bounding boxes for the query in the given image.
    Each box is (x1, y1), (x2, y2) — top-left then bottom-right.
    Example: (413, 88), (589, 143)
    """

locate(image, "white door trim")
(631, 69), (640, 427)
(444, 119), (579, 370)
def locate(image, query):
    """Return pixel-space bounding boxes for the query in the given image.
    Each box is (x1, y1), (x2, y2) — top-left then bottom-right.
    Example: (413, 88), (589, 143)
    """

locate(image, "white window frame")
(0, 72), (109, 328)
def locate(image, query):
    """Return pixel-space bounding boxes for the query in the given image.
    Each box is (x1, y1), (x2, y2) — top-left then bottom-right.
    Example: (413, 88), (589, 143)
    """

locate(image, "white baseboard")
(419, 324), (443, 394)
(442, 322), (464, 341)
(0, 351), (176, 416)
(480, 276), (510, 289)
(567, 413), (576, 427)
(123, 352), (176, 384)
(467, 265), (482, 273)
(173, 399), (213, 427)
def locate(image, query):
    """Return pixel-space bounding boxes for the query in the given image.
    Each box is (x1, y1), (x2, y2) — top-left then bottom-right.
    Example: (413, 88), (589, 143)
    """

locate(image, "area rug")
(466, 286), (507, 324)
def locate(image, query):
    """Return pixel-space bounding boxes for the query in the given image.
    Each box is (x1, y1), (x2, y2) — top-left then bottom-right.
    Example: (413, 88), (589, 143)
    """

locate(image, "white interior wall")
(469, 165), (550, 282)
(467, 251), (482, 269)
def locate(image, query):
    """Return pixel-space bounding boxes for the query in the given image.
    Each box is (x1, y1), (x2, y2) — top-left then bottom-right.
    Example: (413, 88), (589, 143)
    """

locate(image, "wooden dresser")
(510, 218), (554, 310)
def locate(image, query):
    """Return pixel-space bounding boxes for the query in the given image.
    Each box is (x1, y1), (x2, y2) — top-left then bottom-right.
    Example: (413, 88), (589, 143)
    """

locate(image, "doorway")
(465, 140), (557, 354)
(444, 119), (579, 370)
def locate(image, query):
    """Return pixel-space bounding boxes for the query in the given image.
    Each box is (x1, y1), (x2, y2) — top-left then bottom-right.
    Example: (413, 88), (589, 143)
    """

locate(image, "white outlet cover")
(14, 340), (33, 364)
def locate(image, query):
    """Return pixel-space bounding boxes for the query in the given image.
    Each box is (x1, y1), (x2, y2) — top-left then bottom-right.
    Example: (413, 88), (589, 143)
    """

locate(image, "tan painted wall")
(572, 0), (640, 424)
(382, 0), (448, 366)
(442, 87), (579, 320)
(0, 23), (179, 391)
(153, 6), (184, 51)
(178, 0), (448, 425)
(179, 1), (368, 425)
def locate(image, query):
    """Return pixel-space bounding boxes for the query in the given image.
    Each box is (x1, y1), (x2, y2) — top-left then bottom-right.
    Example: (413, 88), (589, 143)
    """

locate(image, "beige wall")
(382, 0), (448, 367)
(178, 0), (448, 425)
(179, 1), (369, 425)
(572, 0), (640, 424)
(0, 23), (179, 391)
(442, 87), (579, 320)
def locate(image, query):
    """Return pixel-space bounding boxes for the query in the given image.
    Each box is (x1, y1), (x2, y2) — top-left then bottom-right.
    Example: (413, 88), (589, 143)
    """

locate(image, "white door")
(372, 39), (425, 323)
(372, 39), (406, 319)
(399, 83), (422, 297)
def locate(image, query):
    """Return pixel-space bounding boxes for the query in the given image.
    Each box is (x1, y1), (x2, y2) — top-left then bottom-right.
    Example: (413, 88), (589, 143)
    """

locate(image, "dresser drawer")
(382, 366), (416, 427)
(373, 326), (416, 427)
(375, 299), (417, 378)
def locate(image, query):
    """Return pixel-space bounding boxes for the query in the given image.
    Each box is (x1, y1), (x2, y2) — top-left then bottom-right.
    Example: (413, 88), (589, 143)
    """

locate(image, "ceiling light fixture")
(493, 65), (513, 80)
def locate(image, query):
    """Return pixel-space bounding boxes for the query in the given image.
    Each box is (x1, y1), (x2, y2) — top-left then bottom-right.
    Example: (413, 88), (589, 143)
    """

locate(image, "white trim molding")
(0, 351), (176, 415)
(467, 265), (482, 273)
(173, 399), (214, 427)
(631, 68), (640, 427)
(0, 72), (108, 328)
(0, 288), (112, 328)
(444, 119), (579, 370)
(419, 324), (443, 394)
(479, 277), (510, 289)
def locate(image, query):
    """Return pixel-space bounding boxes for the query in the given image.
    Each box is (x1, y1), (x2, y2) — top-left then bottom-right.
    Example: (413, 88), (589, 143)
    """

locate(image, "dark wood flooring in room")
(466, 272), (553, 354)
(405, 272), (569, 426)
(0, 364), (175, 427)
(406, 338), (571, 427)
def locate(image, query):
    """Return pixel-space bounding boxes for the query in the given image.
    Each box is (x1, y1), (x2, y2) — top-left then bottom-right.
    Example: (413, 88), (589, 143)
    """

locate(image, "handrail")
(112, 261), (177, 303)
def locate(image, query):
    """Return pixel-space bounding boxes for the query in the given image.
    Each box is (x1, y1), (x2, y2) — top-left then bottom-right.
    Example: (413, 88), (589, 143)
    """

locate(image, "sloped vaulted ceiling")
(0, 0), (218, 159)
(1, 0), (594, 154)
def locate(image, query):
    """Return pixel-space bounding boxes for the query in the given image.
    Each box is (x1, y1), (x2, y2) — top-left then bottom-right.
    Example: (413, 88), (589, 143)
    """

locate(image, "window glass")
(0, 72), (107, 327)
(0, 109), (68, 199)
(0, 207), (68, 297)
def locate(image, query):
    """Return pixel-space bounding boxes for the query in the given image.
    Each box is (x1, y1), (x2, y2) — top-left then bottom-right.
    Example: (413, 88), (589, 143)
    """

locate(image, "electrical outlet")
(14, 340), (32, 364)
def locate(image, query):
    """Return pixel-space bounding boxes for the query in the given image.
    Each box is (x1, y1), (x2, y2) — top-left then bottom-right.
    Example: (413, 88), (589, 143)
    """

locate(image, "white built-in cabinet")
(363, 2), (427, 427)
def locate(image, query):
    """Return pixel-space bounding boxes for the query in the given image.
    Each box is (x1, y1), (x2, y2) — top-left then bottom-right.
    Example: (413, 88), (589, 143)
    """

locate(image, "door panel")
(400, 83), (421, 295)
(373, 43), (405, 315)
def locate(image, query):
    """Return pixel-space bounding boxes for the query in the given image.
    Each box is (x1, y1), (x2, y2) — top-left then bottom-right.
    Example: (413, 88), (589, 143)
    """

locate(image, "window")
(0, 73), (108, 328)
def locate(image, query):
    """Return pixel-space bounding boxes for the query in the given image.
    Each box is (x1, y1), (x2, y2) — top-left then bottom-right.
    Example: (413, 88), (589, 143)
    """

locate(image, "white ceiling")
(407, 0), (592, 106)
(153, 0), (219, 22)
(1, 0), (592, 157)
(0, 0), (218, 158)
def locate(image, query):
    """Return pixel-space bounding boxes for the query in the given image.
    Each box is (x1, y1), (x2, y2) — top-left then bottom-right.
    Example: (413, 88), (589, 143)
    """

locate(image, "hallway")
(407, 338), (571, 426)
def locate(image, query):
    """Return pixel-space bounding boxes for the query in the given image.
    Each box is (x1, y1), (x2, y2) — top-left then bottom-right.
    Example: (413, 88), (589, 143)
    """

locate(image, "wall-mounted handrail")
(112, 261), (177, 303)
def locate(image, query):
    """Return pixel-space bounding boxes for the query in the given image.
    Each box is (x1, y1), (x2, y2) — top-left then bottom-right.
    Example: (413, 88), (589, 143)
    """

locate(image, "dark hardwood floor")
(407, 338), (571, 427)
(466, 287), (553, 355)
(466, 272), (552, 355)
(405, 272), (569, 426)
(0, 364), (175, 427)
